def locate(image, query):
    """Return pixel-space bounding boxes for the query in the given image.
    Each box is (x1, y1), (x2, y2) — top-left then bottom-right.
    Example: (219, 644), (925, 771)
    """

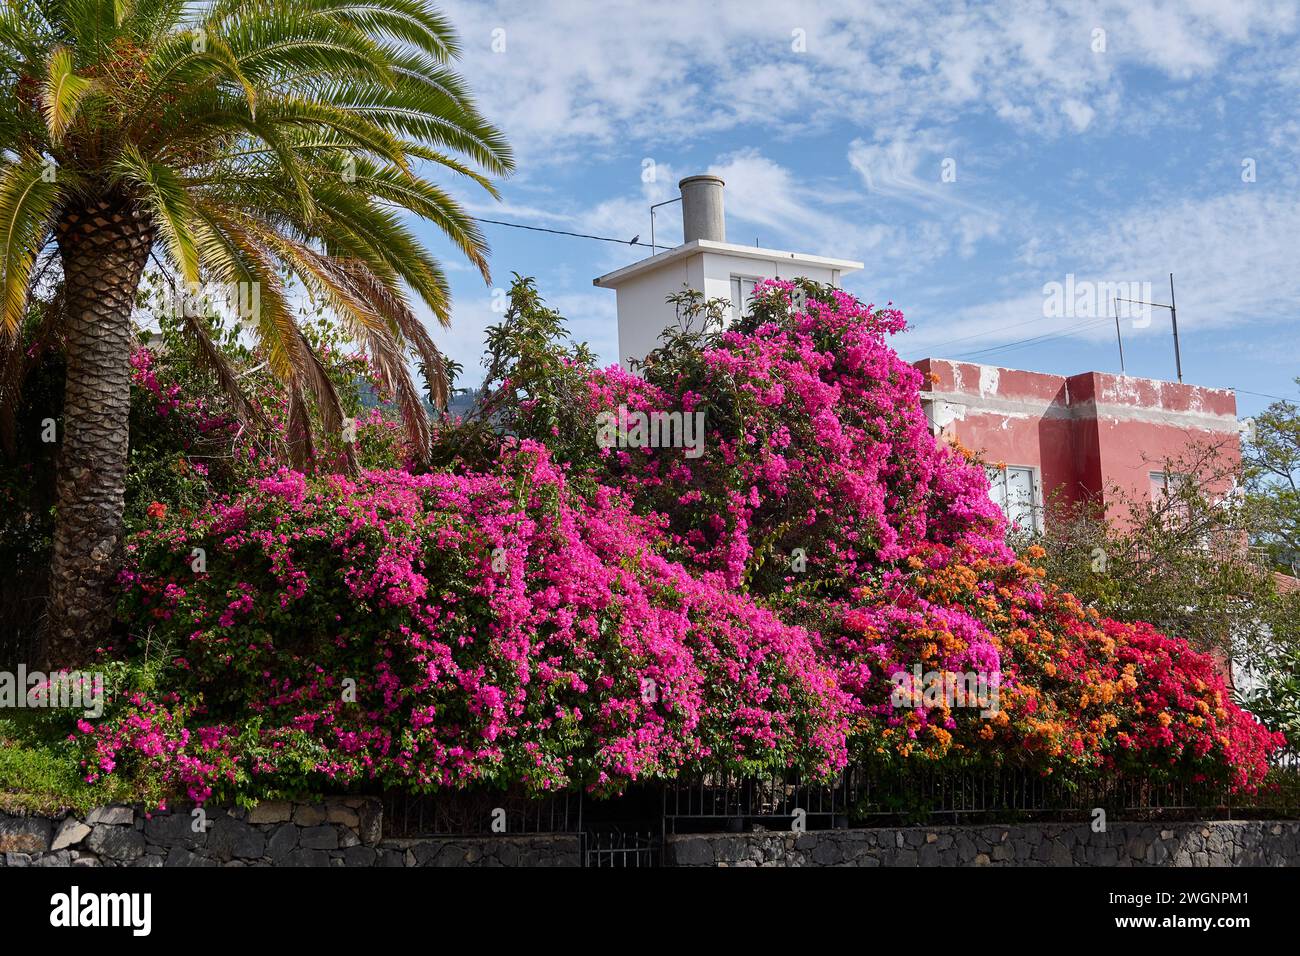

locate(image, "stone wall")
(667, 820), (1300, 867)
(0, 799), (577, 867)
(5, 802), (1298, 866)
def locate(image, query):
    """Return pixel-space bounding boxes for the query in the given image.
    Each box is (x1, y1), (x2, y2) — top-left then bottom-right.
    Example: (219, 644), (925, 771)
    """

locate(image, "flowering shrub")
(821, 539), (1280, 789)
(82, 276), (1283, 803)
(75, 694), (243, 809)
(585, 283), (1284, 790)
(566, 280), (1282, 788)
(104, 441), (849, 801)
(583, 285), (1004, 588)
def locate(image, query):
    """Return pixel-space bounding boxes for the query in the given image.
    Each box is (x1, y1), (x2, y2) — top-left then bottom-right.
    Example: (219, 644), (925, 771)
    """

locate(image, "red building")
(914, 358), (1244, 533)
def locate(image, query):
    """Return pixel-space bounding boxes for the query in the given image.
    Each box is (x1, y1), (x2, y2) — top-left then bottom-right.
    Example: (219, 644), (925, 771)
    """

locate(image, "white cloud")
(421, 0), (1300, 380)
(439, 0), (1299, 164)
(846, 129), (989, 213)
(1061, 99), (1096, 132)
(898, 189), (1300, 357)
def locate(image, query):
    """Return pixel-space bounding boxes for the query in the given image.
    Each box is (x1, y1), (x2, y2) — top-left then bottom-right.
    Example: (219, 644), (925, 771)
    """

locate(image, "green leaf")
(112, 145), (201, 284)
(0, 154), (62, 335)
(42, 46), (94, 142)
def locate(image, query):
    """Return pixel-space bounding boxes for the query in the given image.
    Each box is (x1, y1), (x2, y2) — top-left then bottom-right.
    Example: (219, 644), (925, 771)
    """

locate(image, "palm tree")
(0, 0), (512, 666)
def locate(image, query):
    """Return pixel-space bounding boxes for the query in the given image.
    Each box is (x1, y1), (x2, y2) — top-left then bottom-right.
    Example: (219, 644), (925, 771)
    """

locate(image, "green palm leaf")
(41, 46), (94, 142)
(0, 154), (63, 335)
(113, 145), (201, 283)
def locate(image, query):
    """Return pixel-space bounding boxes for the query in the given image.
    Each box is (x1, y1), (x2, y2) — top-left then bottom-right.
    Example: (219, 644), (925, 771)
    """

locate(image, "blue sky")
(415, 0), (1299, 417)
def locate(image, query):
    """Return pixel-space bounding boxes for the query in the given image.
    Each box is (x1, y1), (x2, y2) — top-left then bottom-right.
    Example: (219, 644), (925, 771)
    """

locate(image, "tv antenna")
(648, 196), (681, 255)
(1116, 273), (1183, 383)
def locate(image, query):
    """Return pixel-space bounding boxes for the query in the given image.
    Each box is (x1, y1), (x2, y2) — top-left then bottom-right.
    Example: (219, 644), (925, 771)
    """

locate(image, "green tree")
(1023, 438), (1300, 664)
(1244, 378), (1300, 572)
(0, 0), (512, 665)
(431, 274), (598, 473)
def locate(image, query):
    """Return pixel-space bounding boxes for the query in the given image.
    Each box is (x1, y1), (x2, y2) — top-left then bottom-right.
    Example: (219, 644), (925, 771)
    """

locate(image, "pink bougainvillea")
(106, 441), (850, 799)
(89, 279), (1283, 803)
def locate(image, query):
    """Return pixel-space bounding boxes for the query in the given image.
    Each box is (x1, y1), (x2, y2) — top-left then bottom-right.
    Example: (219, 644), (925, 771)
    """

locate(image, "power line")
(1228, 386), (1295, 403)
(907, 313), (1057, 358)
(470, 216), (654, 248)
(951, 316), (1115, 360)
(959, 317), (1114, 358)
(469, 216), (1118, 362)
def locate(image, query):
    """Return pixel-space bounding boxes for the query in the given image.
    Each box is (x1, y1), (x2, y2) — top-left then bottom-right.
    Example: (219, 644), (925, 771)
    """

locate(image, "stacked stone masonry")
(0, 799), (577, 867)
(2, 801), (1297, 866)
(667, 821), (1300, 867)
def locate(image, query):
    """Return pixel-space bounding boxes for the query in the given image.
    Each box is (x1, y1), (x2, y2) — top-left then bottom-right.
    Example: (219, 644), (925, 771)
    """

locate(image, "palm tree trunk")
(41, 196), (154, 668)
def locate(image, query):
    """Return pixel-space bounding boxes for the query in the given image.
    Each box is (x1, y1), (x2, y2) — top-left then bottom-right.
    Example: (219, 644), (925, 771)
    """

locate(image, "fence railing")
(850, 766), (1239, 823)
(381, 789), (580, 839)
(667, 761), (1300, 826)
(583, 828), (661, 868)
(380, 760), (1300, 853)
(662, 771), (854, 833)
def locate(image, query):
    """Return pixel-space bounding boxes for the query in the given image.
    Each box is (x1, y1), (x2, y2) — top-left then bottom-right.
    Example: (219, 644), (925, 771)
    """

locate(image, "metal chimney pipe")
(679, 175), (726, 243)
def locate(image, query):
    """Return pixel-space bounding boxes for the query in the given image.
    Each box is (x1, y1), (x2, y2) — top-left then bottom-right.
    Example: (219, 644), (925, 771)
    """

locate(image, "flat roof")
(914, 356), (1236, 397)
(593, 239), (864, 288)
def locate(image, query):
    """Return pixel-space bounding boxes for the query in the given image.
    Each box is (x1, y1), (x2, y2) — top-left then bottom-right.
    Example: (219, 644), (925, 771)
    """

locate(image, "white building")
(594, 175), (863, 369)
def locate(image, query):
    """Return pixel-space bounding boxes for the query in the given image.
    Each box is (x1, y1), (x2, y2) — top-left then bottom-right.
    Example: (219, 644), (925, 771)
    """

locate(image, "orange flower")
(146, 501), (167, 521)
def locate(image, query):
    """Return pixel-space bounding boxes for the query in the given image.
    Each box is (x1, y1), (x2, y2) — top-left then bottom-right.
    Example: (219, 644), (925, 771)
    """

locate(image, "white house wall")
(615, 251), (840, 368)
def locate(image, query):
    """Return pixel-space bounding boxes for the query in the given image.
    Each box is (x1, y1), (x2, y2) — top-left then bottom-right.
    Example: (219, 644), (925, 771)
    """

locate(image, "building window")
(730, 275), (760, 321)
(986, 465), (1041, 534)
(1149, 470), (1189, 498)
(1150, 470), (1191, 522)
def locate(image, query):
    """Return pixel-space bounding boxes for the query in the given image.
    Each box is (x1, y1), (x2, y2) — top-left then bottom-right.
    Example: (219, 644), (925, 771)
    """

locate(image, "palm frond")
(294, 328), (355, 471)
(113, 145), (200, 282)
(4, 0), (513, 473)
(329, 153), (490, 282)
(237, 221), (434, 452)
(195, 205), (356, 467)
(285, 383), (314, 469)
(285, 0), (459, 61)
(0, 155), (63, 336)
(192, 204), (304, 383)
(41, 45), (94, 142)
(219, 7), (393, 85)
(169, 288), (270, 432)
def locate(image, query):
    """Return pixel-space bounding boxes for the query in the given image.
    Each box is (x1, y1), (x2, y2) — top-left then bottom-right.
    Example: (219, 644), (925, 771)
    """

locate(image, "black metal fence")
(382, 789), (580, 839)
(582, 828), (660, 868)
(663, 770), (854, 833)
(380, 760), (1300, 866)
(849, 765), (1245, 823)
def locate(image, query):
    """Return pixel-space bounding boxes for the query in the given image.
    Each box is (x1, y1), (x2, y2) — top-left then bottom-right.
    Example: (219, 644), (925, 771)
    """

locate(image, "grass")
(0, 713), (129, 815)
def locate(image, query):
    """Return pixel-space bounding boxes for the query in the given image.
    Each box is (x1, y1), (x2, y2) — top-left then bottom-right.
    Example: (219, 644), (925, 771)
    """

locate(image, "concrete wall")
(612, 248), (844, 369)
(916, 358), (1242, 515)
(613, 257), (694, 369)
(668, 820), (1300, 867)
